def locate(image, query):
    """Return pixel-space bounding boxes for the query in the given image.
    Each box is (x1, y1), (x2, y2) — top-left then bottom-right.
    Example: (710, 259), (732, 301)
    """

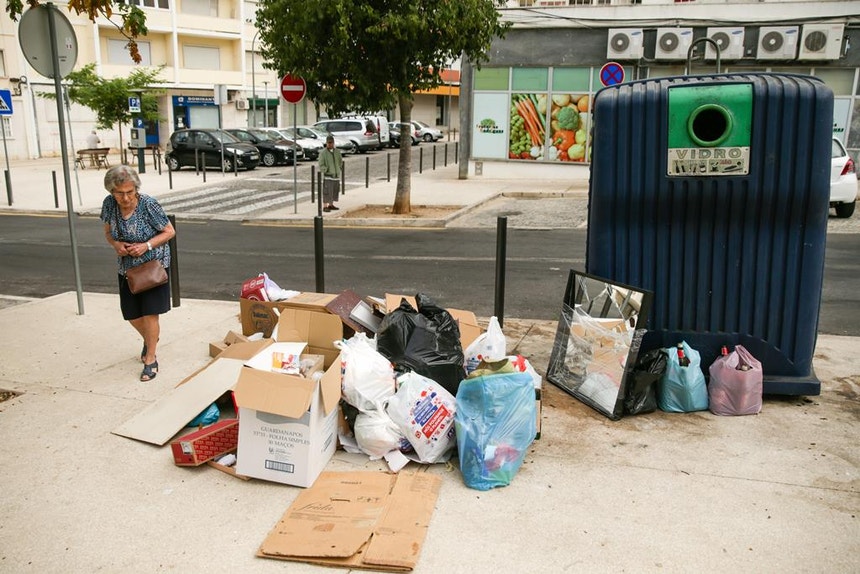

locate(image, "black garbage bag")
(376, 293), (466, 396)
(623, 348), (668, 416)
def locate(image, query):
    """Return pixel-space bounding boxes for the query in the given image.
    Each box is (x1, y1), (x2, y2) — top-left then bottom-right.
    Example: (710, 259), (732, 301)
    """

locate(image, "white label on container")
(667, 147), (750, 176)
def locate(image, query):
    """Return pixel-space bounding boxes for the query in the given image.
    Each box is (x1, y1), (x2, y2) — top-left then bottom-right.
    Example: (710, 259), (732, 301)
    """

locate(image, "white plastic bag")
(464, 316), (506, 374)
(386, 372), (457, 464)
(335, 333), (396, 412)
(260, 272), (300, 302)
(354, 411), (407, 460)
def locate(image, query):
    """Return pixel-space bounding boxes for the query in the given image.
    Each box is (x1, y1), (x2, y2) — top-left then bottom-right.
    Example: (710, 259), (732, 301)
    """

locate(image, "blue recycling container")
(586, 73), (833, 395)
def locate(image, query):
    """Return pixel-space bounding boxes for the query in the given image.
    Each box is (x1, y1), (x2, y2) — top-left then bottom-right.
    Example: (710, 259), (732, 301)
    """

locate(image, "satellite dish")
(18, 5), (78, 79)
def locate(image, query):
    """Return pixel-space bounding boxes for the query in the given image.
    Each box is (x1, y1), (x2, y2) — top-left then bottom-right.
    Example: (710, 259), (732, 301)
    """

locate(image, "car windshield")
(295, 127), (319, 139)
(212, 130), (241, 143)
(304, 127), (331, 139)
(414, 120), (430, 128)
(249, 129), (276, 141)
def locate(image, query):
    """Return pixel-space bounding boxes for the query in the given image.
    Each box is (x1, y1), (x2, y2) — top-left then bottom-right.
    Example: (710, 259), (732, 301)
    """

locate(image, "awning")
(414, 85), (460, 97)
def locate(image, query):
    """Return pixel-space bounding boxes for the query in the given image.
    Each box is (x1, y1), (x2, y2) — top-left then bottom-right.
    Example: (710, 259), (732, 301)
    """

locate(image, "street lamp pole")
(250, 29), (259, 127)
(263, 81), (269, 127)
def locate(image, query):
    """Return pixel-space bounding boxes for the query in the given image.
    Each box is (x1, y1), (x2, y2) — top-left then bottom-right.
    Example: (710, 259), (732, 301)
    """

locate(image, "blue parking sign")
(128, 96), (141, 113)
(0, 90), (13, 115)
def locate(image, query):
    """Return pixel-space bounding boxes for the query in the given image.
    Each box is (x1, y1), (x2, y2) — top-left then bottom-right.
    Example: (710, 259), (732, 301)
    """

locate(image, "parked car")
(410, 120), (444, 142)
(277, 127), (326, 161)
(291, 125), (356, 155)
(224, 128), (299, 167)
(388, 121), (419, 147)
(259, 127), (319, 162)
(313, 118), (380, 153)
(166, 128), (260, 171)
(831, 137), (857, 218)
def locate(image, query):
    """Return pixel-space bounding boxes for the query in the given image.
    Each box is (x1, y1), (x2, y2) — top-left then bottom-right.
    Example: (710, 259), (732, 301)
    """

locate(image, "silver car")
(313, 118), (380, 153)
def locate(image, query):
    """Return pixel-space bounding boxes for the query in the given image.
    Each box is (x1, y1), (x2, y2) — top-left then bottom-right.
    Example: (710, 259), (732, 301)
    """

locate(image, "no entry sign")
(280, 74), (306, 104)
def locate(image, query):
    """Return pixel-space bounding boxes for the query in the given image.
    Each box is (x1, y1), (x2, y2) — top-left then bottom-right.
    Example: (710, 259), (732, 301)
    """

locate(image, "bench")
(77, 148), (111, 170)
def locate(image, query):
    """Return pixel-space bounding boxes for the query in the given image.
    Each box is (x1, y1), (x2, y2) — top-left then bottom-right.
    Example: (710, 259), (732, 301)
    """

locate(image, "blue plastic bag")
(186, 402), (220, 427)
(455, 369), (536, 491)
(657, 341), (708, 413)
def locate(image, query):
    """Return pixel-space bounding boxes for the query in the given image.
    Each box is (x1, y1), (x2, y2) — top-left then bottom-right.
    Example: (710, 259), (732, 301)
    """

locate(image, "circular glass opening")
(688, 104), (733, 147)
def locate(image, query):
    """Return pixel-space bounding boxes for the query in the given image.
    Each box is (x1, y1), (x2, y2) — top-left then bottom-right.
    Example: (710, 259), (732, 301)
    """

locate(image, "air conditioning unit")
(235, 99), (249, 110)
(798, 23), (844, 60)
(654, 28), (693, 60)
(705, 27), (745, 60)
(606, 28), (644, 60)
(756, 26), (799, 60)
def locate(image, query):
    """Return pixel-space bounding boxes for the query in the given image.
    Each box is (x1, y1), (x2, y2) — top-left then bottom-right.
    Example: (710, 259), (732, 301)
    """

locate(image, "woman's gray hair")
(104, 165), (141, 193)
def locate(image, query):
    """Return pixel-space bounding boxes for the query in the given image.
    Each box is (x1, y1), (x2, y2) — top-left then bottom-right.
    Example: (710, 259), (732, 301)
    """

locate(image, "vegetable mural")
(509, 92), (591, 162)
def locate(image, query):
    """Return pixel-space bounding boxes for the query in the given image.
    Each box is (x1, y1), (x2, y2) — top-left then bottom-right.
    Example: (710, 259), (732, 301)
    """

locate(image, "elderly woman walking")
(100, 165), (175, 382)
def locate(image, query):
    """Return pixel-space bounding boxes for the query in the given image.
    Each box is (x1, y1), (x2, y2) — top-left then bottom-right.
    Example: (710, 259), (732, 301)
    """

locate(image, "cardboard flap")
(234, 368), (315, 418)
(385, 293), (417, 313)
(319, 353), (342, 416)
(257, 471), (440, 572)
(112, 358), (245, 445)
(218, 339), (272, 360)
(274, 309), (342, 365)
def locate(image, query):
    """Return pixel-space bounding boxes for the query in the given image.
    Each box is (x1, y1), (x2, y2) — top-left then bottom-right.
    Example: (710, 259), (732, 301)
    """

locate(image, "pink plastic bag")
(708, 345), (762, 416)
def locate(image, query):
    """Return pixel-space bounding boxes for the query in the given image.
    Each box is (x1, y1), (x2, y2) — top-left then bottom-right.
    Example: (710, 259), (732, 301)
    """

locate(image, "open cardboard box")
(234, 309), (343, 488)
(257, 471), (441, 572)
(239, 292), (339, 337)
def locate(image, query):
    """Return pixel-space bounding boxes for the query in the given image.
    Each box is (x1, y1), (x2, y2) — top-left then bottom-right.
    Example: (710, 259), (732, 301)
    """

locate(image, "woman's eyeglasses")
(112, 189), (136, 197)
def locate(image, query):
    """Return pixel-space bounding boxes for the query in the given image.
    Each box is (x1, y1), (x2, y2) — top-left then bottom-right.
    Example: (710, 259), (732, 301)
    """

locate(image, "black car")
(224, 128), (300, 167)
(165, 129), (260, 171)
(388, 122), (419, 147)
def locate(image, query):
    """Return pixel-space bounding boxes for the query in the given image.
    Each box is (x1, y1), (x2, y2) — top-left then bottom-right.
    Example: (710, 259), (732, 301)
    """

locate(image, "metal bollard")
(311, 165), (316, 203)
(167, 214), (181, 308)
(201, 153), (206, 183)
(234, 155), (238, 177)
(168, 159), (173, 190)
(432, 146), (436, 170)
(195, 149), (200, 175)
(387, 153), (391, 182)
(419, 147), (423, 174)
(444, 143), (448, 167)
(455, 142), (458, 163)
(494, 216), (507, 329)
(341, 161), (345, 196)
(365, 156), (369, 188)
(317, 171), (323, 212)
(52, 171), (58, 208)
(314, 216), (325, 292)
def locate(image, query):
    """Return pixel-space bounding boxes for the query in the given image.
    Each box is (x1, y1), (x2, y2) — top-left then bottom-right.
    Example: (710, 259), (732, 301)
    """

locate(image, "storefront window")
(512, 68), (548, 91)
(554, 68), (591, 92)
(474, 68), (509, 91)
(812, 68), (855, 95)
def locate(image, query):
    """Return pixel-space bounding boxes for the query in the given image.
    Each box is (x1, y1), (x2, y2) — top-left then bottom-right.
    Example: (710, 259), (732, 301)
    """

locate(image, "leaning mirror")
(546, 269), (653, 420)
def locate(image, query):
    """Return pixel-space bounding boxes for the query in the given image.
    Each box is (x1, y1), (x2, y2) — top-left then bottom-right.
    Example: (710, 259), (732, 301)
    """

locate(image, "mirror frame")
(546, 269), (653, 420)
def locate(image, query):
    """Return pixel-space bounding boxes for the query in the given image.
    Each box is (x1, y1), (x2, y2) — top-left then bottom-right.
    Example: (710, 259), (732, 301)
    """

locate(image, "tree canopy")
(255, 0), (508, 212)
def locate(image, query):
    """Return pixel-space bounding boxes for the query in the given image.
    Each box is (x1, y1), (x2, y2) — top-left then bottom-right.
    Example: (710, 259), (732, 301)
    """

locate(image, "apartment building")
(0, 1), (457, 160)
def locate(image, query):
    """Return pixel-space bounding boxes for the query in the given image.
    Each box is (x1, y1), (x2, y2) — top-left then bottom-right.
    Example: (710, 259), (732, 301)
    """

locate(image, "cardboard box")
(239, 292), (338, 337)
(257, 471), (441, 572)
(209, 330), (250, 358)
(170, 418), (239, 466)
(234, 309), (343, 488)
(241, 276), (269, 301)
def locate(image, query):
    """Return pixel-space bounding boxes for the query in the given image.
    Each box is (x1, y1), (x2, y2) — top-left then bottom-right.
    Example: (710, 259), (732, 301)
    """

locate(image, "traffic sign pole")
(280, 74), (306, 213)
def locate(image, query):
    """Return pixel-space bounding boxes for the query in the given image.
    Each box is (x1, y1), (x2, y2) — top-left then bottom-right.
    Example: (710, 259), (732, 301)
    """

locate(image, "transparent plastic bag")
(455, 368), (536, 491)
(658, 341), (708, 413)
(708, 345), (762, 416)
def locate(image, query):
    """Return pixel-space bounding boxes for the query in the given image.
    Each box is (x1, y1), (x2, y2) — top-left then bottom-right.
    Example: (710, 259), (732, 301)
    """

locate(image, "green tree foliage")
(255, 0), (509, 213)
(41, 63), (164, 149)
(7, 0), (148, 63)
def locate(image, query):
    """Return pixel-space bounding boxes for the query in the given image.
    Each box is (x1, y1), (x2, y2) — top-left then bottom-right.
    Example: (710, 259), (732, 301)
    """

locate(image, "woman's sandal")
(140, 344), (147, 363)
(140, 360), (158, 382)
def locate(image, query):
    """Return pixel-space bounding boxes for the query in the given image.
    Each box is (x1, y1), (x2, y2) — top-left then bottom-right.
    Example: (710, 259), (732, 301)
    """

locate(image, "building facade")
(462, 0), (860, 168)
(0, 1), (457, 160)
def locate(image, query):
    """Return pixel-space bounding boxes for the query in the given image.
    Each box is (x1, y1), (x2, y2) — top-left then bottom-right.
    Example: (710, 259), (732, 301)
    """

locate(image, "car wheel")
(223, 157), (235, 172)
(423, 133), (434, 142)
(835, 201), (856, 218)
(262, 152), (277, 167)
(349, 142), (359, 154)
(166, 155), (181, 171)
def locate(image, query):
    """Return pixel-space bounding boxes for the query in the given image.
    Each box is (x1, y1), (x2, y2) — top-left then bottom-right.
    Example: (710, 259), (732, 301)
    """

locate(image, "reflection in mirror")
(546, 270), (653, 420)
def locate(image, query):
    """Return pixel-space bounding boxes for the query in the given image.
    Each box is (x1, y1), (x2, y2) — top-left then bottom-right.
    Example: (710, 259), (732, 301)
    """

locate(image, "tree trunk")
(118, 125), (126, 165)
(392, 94), (413, 214)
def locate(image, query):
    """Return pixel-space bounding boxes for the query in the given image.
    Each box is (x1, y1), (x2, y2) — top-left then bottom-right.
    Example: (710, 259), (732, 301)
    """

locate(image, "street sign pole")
(279, 74), (306, 214)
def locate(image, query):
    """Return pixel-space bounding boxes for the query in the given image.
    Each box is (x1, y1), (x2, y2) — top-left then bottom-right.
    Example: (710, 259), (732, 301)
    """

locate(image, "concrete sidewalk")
(0, 291), (857, 573)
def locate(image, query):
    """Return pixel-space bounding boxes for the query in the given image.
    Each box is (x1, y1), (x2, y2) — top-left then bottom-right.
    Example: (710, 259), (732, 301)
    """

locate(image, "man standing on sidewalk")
(318, 135), (342, 212)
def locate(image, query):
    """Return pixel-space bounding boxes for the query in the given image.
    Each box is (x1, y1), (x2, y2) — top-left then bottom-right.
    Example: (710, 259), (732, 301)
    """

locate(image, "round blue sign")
(599, 62), (625, 87)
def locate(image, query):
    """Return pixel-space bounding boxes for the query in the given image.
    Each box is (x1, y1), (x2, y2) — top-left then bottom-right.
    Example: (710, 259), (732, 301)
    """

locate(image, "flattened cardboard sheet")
(257, 471), (441, 572)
